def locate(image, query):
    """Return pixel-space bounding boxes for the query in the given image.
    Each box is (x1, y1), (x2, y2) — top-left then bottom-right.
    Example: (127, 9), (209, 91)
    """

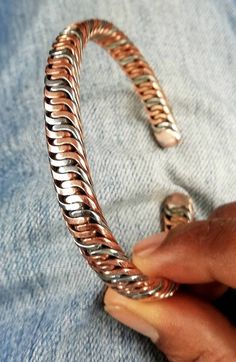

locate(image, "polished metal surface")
(44, 19), (193, 300)
(161, 193), (195, 231)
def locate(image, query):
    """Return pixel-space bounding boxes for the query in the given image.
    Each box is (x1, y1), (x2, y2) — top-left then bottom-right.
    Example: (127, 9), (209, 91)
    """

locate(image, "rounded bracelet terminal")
(44, 19), (192, 300)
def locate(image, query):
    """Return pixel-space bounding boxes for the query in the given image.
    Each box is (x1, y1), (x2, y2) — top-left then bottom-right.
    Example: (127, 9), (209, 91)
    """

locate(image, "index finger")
(133, 218), (236, 288)
(209, 202), (236, 220)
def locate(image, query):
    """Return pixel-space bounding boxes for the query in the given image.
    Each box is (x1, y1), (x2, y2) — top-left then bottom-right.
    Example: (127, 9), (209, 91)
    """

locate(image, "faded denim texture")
(0, 0), (236, 361)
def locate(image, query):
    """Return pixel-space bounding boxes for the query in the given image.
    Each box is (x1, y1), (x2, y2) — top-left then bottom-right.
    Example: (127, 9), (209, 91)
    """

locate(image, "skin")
(104, 202), (236, 362)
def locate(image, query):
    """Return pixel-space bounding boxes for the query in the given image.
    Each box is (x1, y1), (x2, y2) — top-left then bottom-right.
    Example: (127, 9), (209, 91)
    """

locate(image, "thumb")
(104, 288), (236, 361)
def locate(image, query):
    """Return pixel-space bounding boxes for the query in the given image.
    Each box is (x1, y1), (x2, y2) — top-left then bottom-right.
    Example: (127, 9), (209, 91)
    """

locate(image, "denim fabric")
(0, 0), (236, 361)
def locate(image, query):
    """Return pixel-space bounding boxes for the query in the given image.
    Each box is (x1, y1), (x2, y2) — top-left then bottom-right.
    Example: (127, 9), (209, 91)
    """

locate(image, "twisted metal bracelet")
(44, 19), (194, 300)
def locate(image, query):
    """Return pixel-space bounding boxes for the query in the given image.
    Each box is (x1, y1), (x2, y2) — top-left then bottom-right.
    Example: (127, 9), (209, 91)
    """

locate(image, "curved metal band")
(44, 19), (182, 300)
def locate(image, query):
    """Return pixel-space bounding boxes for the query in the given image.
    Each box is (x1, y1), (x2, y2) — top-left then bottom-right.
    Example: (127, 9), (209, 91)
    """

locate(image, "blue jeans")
(1, 0), (236, 361)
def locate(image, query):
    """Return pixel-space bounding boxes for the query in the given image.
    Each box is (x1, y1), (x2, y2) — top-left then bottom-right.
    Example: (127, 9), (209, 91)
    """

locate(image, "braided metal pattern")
(44, 19), (183, 300)
(161, 193), (195, 231)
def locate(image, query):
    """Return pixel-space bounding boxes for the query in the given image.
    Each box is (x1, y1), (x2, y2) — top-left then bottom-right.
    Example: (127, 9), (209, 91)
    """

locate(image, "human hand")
(104, 202), (236, 361)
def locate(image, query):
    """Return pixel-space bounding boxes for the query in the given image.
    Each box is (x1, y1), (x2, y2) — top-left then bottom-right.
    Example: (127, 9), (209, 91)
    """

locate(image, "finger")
(183, 281), (228, 300)
(132, 219), (236, 288)
(144, 233), (228, 301)
(209, 202), (236, 220)
(135, 202), (236, 300)
(189, 202), (236, 298)
(104, 288), (236, 361)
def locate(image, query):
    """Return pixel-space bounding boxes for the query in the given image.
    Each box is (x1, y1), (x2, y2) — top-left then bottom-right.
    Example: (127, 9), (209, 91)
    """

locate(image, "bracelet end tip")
(154, 128), (182, 148)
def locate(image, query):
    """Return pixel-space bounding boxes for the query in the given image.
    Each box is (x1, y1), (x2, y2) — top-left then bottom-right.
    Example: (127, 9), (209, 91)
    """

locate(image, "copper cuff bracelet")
(44, 19), (194, 300)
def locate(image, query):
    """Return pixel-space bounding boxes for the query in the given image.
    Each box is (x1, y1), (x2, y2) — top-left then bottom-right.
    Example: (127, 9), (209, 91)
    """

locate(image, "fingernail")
(104, 304), (159, 343)
(133, 231), (168, 257)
